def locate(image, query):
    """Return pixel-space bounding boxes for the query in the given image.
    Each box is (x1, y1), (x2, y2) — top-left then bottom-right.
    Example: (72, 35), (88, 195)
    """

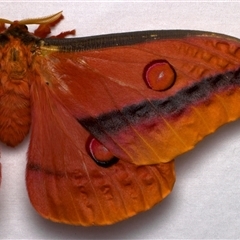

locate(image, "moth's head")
(0, 11), (75, 39)
(0, 11), (63, 34)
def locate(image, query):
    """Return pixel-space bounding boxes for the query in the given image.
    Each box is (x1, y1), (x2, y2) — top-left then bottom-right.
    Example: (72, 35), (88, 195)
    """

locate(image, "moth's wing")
(27, 78), (175, 225)
(41, 30), (240, 165)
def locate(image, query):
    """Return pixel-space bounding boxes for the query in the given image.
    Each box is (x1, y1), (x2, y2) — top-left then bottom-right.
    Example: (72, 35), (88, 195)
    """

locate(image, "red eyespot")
(88, 137), (118, 167)
(144, 60), (176, 91)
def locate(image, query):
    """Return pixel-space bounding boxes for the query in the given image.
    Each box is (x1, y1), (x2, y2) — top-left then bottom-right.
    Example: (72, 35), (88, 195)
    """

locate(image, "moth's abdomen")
(0, 88), (30, 147)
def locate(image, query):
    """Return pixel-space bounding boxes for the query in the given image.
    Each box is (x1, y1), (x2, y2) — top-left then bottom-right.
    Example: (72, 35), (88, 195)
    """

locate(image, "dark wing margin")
(42, 30), (240, 52)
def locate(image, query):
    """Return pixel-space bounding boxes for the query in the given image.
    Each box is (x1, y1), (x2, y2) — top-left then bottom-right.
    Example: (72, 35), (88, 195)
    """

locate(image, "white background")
(0, 1), (240, 239)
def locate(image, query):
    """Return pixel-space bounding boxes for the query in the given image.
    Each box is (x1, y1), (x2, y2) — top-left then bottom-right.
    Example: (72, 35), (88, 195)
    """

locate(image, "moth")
(0, 11), (240, 226)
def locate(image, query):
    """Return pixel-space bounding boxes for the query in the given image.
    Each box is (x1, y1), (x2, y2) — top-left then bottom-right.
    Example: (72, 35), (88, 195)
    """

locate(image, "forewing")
(40, 31), (240, 165)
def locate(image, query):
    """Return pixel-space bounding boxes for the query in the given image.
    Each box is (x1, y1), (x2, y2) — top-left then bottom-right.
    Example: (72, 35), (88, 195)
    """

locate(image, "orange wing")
(26, 29), (240, 225)
(37, 32), (240, 165)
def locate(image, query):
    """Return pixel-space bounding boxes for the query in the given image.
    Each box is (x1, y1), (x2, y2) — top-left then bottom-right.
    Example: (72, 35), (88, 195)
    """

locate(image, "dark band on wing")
(27, 162), (66, 178)
(79, 68), (240, 136)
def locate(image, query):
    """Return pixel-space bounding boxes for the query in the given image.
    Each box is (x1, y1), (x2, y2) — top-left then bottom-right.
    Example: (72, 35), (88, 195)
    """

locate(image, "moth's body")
(0, 12), (240, 226)
(0, 32), (33, 146)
